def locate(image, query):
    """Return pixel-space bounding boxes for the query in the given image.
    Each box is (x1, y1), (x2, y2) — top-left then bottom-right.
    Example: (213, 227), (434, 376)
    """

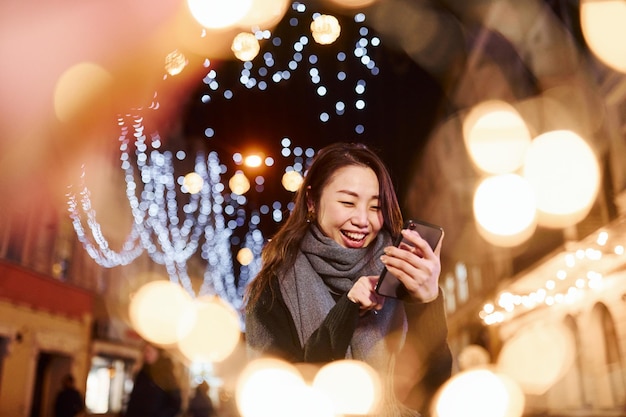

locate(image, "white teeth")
(343, 231), (365, 241)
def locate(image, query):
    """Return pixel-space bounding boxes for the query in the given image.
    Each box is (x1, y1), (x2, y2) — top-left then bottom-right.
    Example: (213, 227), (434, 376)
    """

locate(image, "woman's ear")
(306, 186), (314, 212)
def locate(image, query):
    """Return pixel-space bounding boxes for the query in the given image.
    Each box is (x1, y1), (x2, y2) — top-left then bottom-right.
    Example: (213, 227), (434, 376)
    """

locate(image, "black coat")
(124, 367), (182, 417)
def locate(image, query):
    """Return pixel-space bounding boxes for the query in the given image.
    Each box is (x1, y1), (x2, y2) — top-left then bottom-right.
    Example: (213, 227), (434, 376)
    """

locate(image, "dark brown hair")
(244, 142), (403, 306)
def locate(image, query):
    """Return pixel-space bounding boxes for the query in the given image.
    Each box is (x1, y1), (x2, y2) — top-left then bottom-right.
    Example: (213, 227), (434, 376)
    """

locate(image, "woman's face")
(313, 165), (383, 248)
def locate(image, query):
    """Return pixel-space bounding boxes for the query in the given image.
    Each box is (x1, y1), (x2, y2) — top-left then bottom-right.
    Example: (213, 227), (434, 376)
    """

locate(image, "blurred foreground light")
(433, 368), (524, 417)
(497, 322), (575, 395)
(236, 358), (307, 417)
(311, 15), (341, 45)
(580, 0), (626, 73)
(324, 0), (378, 8)
(523, 130), (600, 229)
(458, 344), (491, 371)
(229, 171), (251, 195)
(282, 170), (304, 192)
(238, 0), (290, 29)
(236, 247), (254, 266)
(244, 154), (263, 167)
(463, 100), (531, 174)
(473, 174), (537, 247)
(312, 359), (381, 415)
(165, 50), (188, 76)
(128, 280), (193, 345)
(232, 32), (261, 61)
(187, 0), (253, 29)
(54, 62), (113, 123)
(183, 172), (204, 194)
(177, 296), (241, 363)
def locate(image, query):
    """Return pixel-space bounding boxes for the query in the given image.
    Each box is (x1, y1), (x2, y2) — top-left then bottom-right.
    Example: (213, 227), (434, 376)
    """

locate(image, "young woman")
(245, 142), (452, 416)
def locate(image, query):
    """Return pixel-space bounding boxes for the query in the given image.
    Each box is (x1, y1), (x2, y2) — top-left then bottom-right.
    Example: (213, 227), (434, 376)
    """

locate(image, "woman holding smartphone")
(244, 142), (452, 417)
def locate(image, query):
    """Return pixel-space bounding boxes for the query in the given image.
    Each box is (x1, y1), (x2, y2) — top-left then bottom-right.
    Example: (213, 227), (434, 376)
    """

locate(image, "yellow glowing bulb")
(186, 0), (253, 29)
(244, 154), (263, 168)
(463, 100), (531, 174)
(523, 130), (600, 228)
(236, 248), (254, 266)
(581, 0), (626, 73)
(312, 360), (381, 415)
(473, 174), (537, 247)
(165, 50), (188, 76)
(128, 280), (193, 345)
(229, 172), (250, 195)
(177, 296), (241, 363)
(236, 358), (306, 417)
(183, 172), (204, 194)
(311, 15), (341, 45)
(232, 32), (261, 62)
(282, 171), (304, 192)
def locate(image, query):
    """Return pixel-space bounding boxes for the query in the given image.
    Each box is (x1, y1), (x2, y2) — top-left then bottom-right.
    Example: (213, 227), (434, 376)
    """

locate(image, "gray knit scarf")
(280, 226), (418, 417)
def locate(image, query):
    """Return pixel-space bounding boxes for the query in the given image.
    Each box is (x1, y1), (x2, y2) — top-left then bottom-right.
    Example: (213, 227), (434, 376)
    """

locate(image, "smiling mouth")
(342, 231), (366, 242)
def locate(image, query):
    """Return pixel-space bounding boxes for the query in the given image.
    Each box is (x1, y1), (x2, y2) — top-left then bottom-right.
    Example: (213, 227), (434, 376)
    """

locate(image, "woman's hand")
(347, 275), (385, 315)
(380, 228), (443, 303)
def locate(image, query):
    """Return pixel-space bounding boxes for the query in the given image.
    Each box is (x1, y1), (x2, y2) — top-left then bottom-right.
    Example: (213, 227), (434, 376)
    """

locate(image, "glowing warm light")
(236, 247), (254, 266)
(282, 170), (304, 192)
(229, 172), (251, 195)
(312, 360), (381, 415)
(128, 279), (193, 345)
(433, 368), (524, 417)
(463, 100), (532, 174)
(183, 172), (204, 194)
(54, 62), (113, 123)
(232, 32), (261, 61)
(324, 0), (378, 9)
(523, 130), (600, 228)
(311, 15), (341, 45)
(177, 296), (241, 363)
(236, 358), (307, 417)
(473, 174), (537, 247)
(238, 0), (290, 29)
(244, 154), (263, 168)
(497, 322), (575, 395)
(580, 0), (626, 73)
(187, 0), (253, 29)
(458, 345), (491, 371)
(165, 50), (188, 76)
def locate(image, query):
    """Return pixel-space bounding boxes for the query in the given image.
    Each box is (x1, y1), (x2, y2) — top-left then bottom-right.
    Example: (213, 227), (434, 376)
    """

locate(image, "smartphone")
(375, 219), (444, 299)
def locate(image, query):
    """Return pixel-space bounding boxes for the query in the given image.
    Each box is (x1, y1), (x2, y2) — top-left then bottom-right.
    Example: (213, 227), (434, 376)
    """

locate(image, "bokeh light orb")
(324, 0), (378, 9)
(238, 0), (290, 29)
(433, 368), (524, 417)
(458, 344), (491, 371)
(523, 130), (600, 228)
(311, 14), (341, 45)
(128, 280), (192, 345)
(282, 170), (304, 192)
(236, 247), (254, 266)
(183, 172), (204, 194)
(580, 0), (626, 73)
(177, 296), (241, 363)
(232, 32), (260, 62)
(473, 174), (537, 247)
(54, 62), (113, 123)
(463, 100), (532, 174)
(187, 0), (253, 29)
(236, 357), (306, 417)
(165, 49), (188, 76)
(312, 359), (381, 415)
(229, 171), (250, 195)
(497, 322), (575, 395)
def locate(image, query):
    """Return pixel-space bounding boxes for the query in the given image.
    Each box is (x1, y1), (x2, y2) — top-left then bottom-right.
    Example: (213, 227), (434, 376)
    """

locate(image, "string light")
(481, 218), (626, 325)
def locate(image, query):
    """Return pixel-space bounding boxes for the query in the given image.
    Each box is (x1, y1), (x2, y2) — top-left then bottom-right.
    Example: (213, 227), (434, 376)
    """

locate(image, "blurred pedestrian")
(187, 381), (215, 417)
(123, 343), (182, 417)
(53, 374), (84, 417)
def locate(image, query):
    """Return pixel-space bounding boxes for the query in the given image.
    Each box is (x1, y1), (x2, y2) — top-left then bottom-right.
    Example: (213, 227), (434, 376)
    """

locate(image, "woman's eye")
(340, 201), (355, 206)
